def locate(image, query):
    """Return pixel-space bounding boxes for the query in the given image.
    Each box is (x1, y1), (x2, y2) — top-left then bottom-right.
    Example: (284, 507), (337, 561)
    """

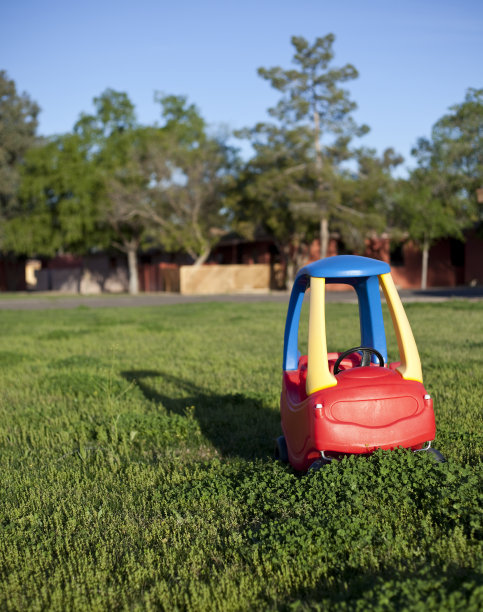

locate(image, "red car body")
(279, 255), (440, 471)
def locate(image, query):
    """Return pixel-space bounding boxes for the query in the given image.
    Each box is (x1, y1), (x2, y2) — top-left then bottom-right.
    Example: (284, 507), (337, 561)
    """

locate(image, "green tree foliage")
(248, 34), (369, 259)
(74, 88), (137, 144)
(394, 88), (483, 288)
(413, 87), (483, 217)
(0, 71), (39, 245)
(233, 127), (397, 285)
(6, 90), (137, 260)
(6, 133), (105, 257)
(231, 123), (319, 281)
(138, 95), (237, 266)
(336, 147), (403, 253)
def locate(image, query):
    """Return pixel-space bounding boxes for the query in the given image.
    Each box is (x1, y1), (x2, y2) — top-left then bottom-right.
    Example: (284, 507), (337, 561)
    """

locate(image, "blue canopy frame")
(283, 255), (391, 371)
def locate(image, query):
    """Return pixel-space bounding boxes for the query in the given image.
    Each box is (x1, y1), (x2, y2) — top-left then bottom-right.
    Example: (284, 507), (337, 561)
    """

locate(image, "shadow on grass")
(283, 563), (480, 610)
(121, 370), (280, 460)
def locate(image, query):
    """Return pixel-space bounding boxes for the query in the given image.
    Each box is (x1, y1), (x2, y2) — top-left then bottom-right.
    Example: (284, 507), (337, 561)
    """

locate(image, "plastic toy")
(276, 255), (445, 471)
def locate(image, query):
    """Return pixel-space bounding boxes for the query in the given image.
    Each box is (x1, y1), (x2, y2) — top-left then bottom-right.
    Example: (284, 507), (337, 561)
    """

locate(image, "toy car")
(276, 255), (445, 471)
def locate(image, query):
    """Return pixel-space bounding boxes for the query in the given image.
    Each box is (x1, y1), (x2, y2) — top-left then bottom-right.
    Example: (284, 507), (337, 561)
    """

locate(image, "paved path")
(0, 286), (481, 310)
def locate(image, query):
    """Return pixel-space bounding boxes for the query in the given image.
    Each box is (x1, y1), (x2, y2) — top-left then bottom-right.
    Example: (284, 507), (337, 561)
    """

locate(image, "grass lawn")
(0, 300), (481, 610)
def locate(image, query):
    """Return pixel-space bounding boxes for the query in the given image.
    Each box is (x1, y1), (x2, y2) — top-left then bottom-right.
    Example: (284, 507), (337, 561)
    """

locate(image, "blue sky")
(2, 0), (482, 174)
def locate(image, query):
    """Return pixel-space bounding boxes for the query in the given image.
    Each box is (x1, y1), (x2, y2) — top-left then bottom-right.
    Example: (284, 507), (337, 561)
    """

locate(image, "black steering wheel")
(333, 346), (385, 375)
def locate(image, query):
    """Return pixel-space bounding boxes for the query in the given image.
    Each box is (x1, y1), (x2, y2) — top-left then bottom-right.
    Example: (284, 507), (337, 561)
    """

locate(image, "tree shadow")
(121, 369), (280, 460)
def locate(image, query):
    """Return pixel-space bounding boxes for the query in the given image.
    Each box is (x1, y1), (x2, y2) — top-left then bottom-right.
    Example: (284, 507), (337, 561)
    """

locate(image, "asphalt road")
(0, 286), (482, 310)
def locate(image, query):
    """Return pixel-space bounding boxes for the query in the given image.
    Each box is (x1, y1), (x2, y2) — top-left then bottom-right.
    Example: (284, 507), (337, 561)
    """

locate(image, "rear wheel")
(274, 436), (288, 463)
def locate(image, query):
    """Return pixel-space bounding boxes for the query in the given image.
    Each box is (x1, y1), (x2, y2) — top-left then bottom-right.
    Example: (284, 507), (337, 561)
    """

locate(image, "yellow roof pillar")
(306, 277), (337, 395)
(379, 272), (423, 383)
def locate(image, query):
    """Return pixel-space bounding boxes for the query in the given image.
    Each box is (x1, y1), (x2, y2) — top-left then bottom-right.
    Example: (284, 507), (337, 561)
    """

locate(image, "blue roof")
(295, 255), (390, 281)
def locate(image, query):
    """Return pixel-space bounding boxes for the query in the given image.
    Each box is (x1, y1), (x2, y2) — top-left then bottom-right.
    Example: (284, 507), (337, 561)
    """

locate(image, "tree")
(335, 147), (403, 252)
(254, 34), (369, 258)
(399, 88), (483, 288)
(6, 132), (105, 257)
(73, 92), (235, 285)
(231, 122), (318, 283)
(100, 128), (155, 295)
(413, 88), (483, 216)
(135, 95), (237, 266)
(7, 90), (137, 258)
(0, 71), (39, 245)
(74, 88), (137, 144)
(74, 90), (149, 294)
(392, 168), (466, 289)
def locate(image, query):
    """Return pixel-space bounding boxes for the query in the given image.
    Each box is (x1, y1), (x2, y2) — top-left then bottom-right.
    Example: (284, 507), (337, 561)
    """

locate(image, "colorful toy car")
(276, 255), (445, 471)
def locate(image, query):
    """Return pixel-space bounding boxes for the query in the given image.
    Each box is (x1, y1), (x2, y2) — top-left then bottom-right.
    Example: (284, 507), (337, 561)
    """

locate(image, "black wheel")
(308, 458), (331, 472)
(275, 435), (288, 463)
(427, 447), (447, 463)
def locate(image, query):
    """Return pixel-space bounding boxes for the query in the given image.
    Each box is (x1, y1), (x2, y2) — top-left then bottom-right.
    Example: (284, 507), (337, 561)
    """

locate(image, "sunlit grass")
(0, 301), (481, 610)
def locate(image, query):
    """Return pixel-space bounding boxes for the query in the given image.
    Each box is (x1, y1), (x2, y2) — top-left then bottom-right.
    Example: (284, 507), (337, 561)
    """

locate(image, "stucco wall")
(180, 264), (271, 295)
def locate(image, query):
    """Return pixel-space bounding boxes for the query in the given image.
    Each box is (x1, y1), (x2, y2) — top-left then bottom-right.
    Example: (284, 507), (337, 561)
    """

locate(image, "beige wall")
(180, 264), (271, 295)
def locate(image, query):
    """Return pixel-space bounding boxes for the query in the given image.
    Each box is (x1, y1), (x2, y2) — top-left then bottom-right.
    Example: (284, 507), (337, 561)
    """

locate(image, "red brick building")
(210, 229), (483, 289)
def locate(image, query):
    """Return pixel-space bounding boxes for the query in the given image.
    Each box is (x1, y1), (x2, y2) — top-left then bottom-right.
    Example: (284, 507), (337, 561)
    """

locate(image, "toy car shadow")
(121, 369), (279, 460)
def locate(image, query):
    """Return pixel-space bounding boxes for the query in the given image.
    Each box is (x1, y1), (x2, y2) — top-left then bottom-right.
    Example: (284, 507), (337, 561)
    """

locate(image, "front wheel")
(308, 458), (331, 472)
(427, 447), (447, 463)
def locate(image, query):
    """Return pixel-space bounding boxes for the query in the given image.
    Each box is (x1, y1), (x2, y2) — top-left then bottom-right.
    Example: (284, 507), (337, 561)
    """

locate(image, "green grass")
(0, 301), (481, 610)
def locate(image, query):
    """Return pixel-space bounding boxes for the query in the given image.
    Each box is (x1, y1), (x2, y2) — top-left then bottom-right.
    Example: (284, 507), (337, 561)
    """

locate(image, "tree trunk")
(283, 244), (296, 290)
(127, 246), (139, 295)
(320, 216), (329, 259)
(421, 237), (429, 290)
(314, 108), (329, 259)
(193, 247), (211, 267)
